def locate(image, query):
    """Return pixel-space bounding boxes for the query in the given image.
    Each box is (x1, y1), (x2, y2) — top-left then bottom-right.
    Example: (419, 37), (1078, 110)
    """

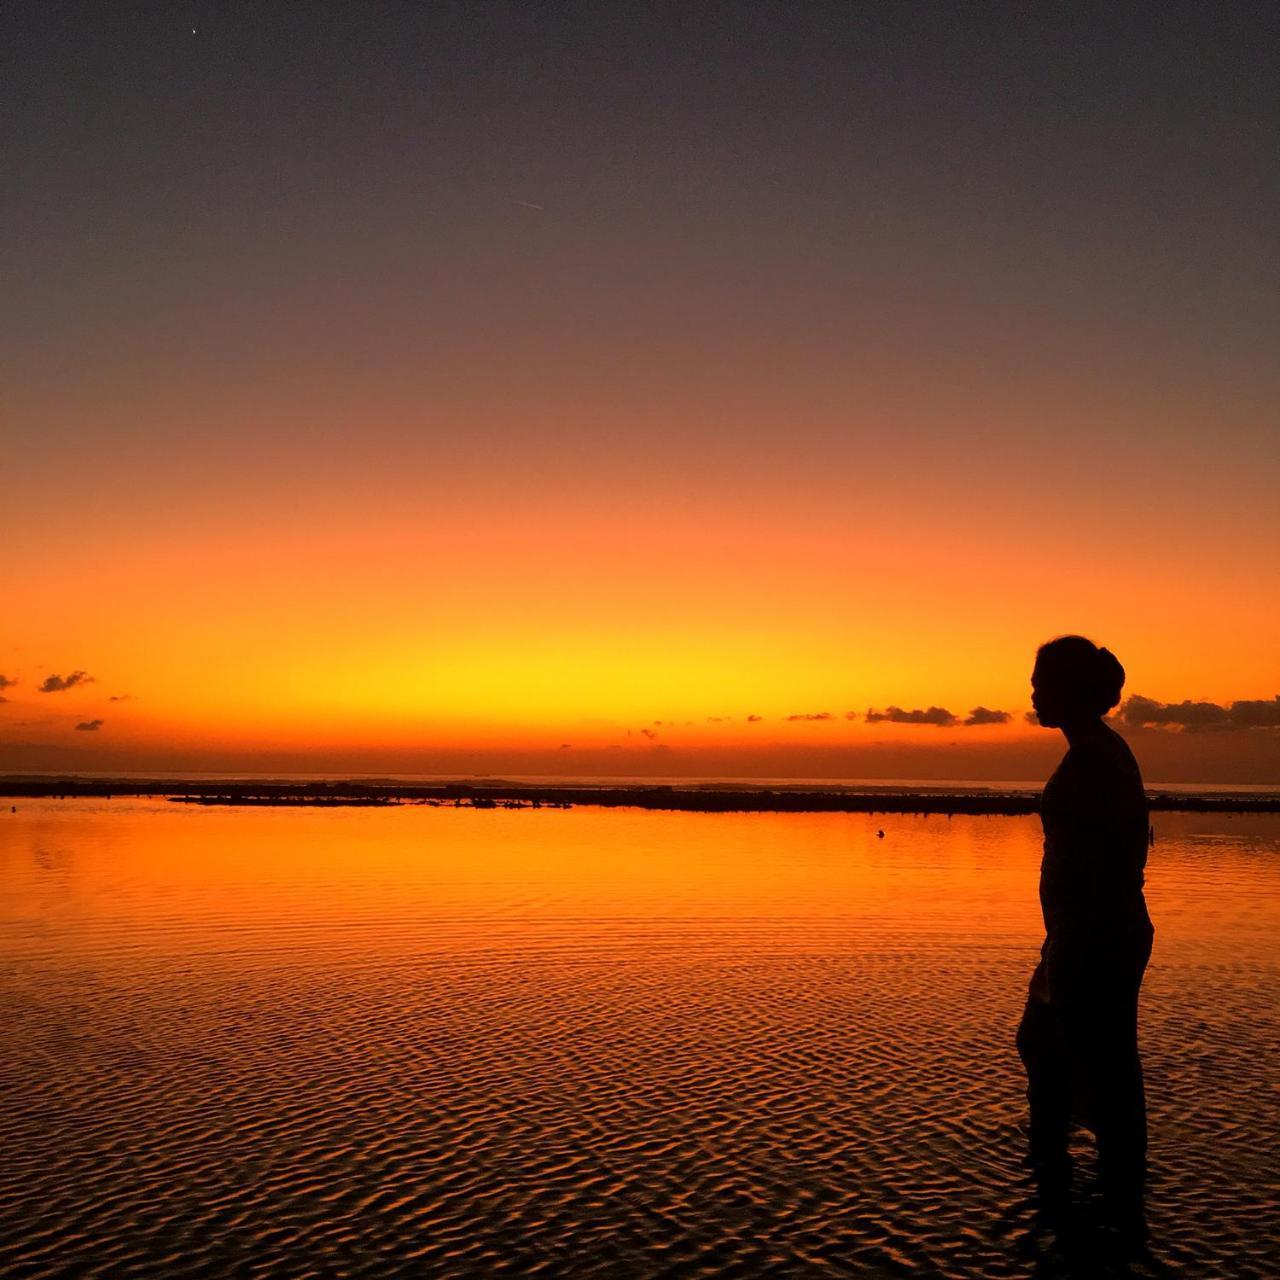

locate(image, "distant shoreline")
(1, 777), (1277, 815)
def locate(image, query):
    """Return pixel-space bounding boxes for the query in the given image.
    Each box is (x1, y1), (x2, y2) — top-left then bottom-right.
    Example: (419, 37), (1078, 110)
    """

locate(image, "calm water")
(2, 801), (1277, 1278)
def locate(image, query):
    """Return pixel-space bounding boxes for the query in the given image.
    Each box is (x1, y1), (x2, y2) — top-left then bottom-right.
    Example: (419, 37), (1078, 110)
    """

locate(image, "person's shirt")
(1038, 724), (1151, 969)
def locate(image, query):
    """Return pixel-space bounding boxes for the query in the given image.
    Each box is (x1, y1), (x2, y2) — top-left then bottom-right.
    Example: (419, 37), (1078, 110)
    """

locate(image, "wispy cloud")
(745, 714), (762, 722)
(75, 719), (104, 731)
(108, 693), (134, 702)
(785, 711), (834, 722)
(866, 705), (957, 727)
(0, 674), (16, 690)
(39, 671), (95, 693)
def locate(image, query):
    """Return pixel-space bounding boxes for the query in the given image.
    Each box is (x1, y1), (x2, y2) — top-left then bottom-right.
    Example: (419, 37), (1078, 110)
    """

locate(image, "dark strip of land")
(1, 778), (1277, 814)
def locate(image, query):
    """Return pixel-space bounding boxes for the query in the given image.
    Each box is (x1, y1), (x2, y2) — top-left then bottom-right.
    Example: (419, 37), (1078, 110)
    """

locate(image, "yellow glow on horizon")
(4, 469), (1277, 769)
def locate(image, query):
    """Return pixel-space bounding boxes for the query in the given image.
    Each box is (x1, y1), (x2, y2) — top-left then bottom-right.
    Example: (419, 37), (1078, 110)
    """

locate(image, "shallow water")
(1, 801), (1277, 1278)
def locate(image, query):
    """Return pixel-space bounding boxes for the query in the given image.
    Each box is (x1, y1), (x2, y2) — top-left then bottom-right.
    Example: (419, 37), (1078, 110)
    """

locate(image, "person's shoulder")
(1078, 725), (1146, 795)
(1102, 724), (1142, 771)
(1067, 726), (1140, 778)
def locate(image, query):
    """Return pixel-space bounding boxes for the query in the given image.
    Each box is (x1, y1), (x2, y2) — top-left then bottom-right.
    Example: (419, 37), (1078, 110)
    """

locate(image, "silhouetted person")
(1017, 635), (1153, 1234)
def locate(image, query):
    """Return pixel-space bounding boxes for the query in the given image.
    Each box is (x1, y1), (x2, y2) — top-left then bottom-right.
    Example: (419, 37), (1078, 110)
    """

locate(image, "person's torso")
(1039, 727), (1151, 941)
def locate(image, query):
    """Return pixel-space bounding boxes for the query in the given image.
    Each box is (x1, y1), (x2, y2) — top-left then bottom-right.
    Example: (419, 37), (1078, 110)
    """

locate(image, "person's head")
(1031, 635), (1125, 729)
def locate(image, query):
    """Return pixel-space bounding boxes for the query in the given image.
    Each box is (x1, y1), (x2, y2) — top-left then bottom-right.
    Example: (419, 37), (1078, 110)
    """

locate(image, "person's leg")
(1092, 985), (1148, 1225)
(1017, 995), (1072, 1195)
(1064, 952), (1149, 1231)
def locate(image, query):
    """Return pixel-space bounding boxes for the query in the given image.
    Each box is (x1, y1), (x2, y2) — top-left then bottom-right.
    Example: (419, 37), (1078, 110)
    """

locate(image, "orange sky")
(4, 475), (1276, 779)
(3, 7), (1277, 781)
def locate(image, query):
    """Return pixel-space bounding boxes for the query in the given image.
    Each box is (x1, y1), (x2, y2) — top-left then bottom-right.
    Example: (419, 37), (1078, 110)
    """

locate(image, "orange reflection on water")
(2, 800), (1278, 1277)
(6, 800), (1278, 971)
(1, 800), (1057, 963)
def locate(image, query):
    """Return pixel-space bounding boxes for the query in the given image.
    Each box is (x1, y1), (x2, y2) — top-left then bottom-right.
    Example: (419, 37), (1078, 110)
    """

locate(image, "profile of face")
(1030, 661), (1075, 729)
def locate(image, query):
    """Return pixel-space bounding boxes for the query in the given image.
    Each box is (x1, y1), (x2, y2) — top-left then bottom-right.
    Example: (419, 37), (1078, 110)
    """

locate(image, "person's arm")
(1042, 744), (1112, 1005)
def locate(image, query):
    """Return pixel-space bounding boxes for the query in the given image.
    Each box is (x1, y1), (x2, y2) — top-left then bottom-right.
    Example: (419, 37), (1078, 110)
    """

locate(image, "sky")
(3, 2), (1277, 781)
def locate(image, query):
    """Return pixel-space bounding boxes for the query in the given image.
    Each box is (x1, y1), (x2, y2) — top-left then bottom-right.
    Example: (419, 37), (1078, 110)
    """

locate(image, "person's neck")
(1062, 717), (1108, 747)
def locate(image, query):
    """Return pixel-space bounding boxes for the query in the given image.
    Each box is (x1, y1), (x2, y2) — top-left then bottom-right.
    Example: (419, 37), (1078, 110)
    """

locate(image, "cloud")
(75, 719), (104, 731)
(558, 742), (572, 749)
(108, 694), (134, 702)
(1119, 695), (1228, 730)
(39, 671), (95, 693)
(1227, 696), (1280, 728)
(964, 706), (1011, 726)
(1024, 711), (1040, 726)
(865, 705), (957, 727)
(1118, 693), (1280, 732)
(0, 696), (8, 704)
(745, 714), (762, 722)
(640, 728), (658, 740)
(705, 716), (730, 723)
(844, 711), (858, 721)
(0, 674), (16, 689)
(785, 711), (834, 721)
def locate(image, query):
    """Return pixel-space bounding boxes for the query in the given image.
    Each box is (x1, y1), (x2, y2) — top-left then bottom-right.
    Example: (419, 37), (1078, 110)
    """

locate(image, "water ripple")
(1, 803), (1277, 1277)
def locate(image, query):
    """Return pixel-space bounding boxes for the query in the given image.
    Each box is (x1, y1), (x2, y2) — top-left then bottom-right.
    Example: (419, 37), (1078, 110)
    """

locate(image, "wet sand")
(2, 800), (1277, 1277)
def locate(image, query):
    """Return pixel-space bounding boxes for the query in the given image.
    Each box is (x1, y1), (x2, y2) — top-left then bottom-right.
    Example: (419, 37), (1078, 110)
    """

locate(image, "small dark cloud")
(745, 714), (762, 722)
(108, 694), (134, 702)
(785, 711), (834, 722)
(558, 742), (572, 749)
(1024, 711), (1040, 726)
(0, 674), (16, 689)
(844, 711), (858, 721)
(39, 671), (95, 693)
(640, 728), (658, 740)
(1119, 693), (1280, 732)
(0, 696), (8, 704)
(964, 706), (1011, 726)
(75, 719), (105, 731)
(1225, 696), (1280, 728)
(706, 716), (730, 723)
(1119, 695), (1229, 730)
(866, 705), (958, 727)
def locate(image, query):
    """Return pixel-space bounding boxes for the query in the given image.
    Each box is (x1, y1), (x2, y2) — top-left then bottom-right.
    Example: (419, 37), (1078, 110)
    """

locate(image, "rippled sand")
(1, 801), (1277, 1277)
